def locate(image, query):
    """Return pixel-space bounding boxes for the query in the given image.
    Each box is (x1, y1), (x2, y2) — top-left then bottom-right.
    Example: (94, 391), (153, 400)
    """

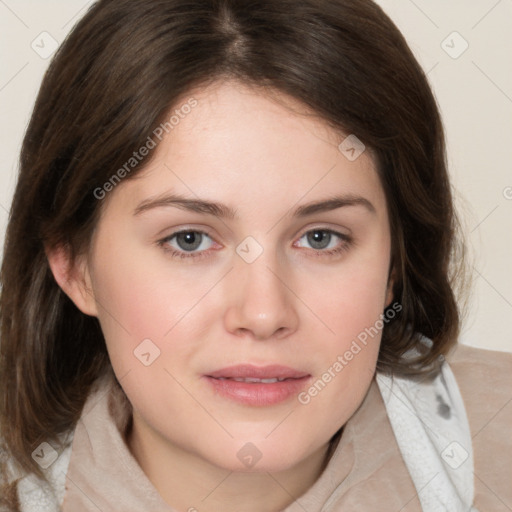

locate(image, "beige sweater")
(19, 344), (512, 511)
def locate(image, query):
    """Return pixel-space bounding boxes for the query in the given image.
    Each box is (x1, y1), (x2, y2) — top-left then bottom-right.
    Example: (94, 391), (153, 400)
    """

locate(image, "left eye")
(296, 229), (345, 250)
(164, 231), (214, 253)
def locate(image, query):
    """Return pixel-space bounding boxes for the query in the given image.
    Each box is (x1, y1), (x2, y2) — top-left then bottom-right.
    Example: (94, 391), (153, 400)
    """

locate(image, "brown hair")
(0, 0), (466, 507)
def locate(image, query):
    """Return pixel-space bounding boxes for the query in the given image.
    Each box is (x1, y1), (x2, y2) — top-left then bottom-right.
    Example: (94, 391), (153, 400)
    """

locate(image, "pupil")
(177, 232), (201, 251)
(308, 230), (330, 250)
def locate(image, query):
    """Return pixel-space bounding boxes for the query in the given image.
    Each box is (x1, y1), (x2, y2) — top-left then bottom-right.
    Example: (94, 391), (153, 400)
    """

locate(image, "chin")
(203, 436), (323, 474)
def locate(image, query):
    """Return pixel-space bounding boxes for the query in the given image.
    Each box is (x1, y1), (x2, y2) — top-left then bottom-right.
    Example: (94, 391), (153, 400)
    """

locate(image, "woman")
(1, 0), (510, 511)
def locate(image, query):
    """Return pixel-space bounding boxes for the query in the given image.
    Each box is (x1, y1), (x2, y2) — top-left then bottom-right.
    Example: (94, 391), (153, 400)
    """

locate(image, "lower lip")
(203, 376), (311, 406)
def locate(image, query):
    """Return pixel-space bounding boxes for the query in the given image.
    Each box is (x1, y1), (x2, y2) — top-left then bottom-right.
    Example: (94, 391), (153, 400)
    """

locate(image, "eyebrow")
(133, 192), (376, 218)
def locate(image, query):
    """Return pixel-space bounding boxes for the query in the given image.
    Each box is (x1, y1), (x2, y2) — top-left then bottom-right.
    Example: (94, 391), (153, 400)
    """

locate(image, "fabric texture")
(449, 343), (512, 511)
(377, 364), (477, 512)
(12, 343), (512, 511)
(13, 432), (72, 512)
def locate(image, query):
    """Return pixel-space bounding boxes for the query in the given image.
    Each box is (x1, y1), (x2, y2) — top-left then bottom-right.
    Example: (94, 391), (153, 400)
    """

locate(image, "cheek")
(336, 274), (389, 342)
(295, 281), (385, 437)
(88, 243), (215, 375)
(293, 249), (391, 420)
(304, 253), (391, 343)
(311, 270), (385, 371)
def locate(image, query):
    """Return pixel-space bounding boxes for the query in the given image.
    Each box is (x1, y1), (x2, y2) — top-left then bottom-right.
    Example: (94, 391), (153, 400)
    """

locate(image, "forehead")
(106, 79), (386, 216)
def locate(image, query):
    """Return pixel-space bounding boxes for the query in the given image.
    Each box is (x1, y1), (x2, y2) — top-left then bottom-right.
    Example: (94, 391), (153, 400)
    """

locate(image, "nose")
(223, 248), (299, 341)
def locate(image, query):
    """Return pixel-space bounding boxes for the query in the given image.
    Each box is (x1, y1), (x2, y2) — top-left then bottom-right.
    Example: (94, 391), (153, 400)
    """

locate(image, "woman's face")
(78, 80), (394, 473)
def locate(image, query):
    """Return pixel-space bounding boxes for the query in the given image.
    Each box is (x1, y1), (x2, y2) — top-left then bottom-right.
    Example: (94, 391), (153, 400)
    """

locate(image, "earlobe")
(46, 245), (98, 317)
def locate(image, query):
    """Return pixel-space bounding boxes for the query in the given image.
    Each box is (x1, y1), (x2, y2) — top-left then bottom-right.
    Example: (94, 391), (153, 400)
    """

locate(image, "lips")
(206, 364), (310, 381)
(203, 364), (312, 406)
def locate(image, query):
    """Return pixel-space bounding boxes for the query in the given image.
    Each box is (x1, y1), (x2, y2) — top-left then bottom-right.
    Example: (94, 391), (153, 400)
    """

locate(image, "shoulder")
(447, 341), (512, 369)
(447, 342), (512, 392)
(446, 343), (512, 508)
(446, 343), (512, 430)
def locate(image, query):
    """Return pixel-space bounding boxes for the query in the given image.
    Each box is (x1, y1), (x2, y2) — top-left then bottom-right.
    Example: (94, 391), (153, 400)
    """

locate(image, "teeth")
(218, 377), (288, 383)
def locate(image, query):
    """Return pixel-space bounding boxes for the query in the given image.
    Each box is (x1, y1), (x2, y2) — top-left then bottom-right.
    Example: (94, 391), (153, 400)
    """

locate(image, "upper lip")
(206, 364), (310, 380)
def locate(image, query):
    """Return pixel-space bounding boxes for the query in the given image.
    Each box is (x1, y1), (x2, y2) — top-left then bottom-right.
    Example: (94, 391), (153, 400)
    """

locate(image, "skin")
(49, 79), (394, 512)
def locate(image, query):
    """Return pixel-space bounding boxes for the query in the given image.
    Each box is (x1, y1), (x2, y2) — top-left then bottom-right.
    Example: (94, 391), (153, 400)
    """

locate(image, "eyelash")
(157, 228), (353, 261)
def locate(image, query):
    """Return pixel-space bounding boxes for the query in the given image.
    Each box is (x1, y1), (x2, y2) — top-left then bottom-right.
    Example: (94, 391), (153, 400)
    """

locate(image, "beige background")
(0, 1), (511, 352)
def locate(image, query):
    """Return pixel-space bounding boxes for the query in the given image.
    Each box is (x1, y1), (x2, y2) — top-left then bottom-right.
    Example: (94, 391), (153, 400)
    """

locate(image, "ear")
(46, 245), (98, 317)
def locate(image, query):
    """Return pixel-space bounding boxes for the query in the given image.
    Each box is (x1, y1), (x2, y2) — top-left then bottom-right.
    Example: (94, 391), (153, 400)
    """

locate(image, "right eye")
(158, 230), (218, 260)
